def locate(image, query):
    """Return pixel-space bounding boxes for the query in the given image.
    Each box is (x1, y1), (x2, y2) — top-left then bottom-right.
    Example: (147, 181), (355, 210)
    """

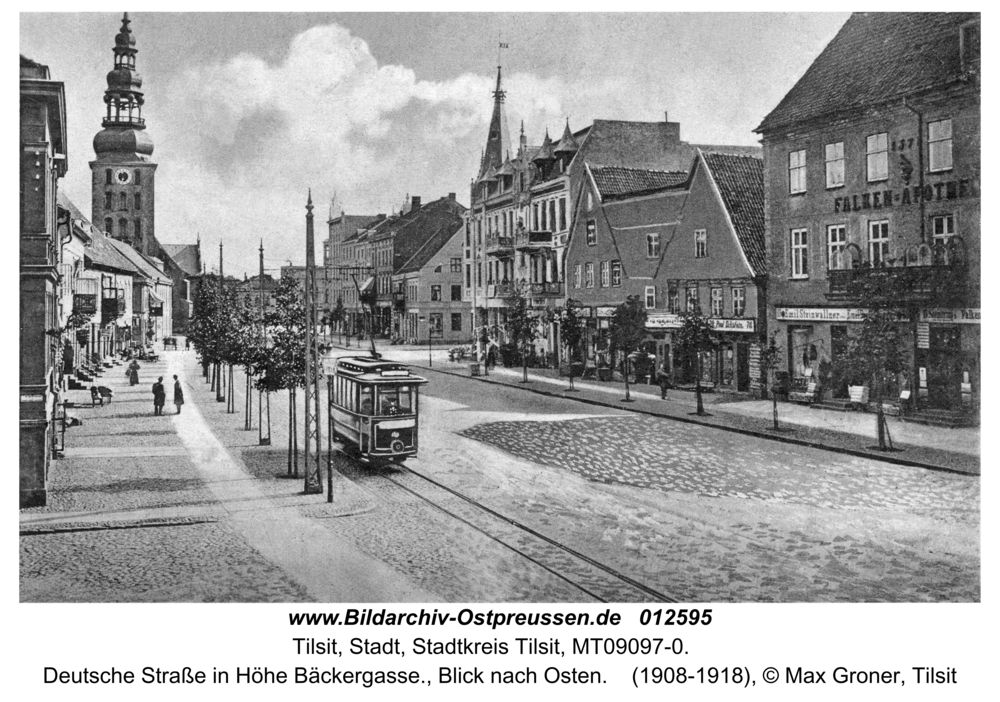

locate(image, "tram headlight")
(390, 439), (405, 454)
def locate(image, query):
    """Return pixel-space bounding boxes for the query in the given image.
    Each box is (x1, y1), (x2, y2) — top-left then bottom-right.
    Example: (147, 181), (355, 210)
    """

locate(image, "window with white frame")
(647, 232), (660, 258)
(732, 287), (745, 317)
(929, 119), (953, 172)
(868, 220), (890, 265)
(586, 219), (596, 246)
(667, 284), (679, 314)
(574, 264), (582, 289)
(600, 261), (609, 287)
(789, 149), (807, 194)
(645, 286), (656, 309)
(610, 260), (622, 287)
(686, 287), (699, 312)
(825, 142), (845, 188)
(585, 263), (595, 288)
(694, 229), (707, 258)
(790, 228), (809, 278)
(866, 133), (888, 182)
(710, 287), (724, 316)
(932, 214), (955, 241)
(827, 224), (847, 269)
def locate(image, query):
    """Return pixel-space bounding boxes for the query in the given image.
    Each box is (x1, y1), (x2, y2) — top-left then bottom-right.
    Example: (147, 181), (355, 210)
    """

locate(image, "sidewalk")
(329, 341), (980, 476)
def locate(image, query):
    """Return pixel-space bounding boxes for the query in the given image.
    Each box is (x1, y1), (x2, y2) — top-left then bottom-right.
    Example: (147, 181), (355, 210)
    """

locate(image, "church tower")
(90, 12), (158, 257)
(478, 65), (511, 178)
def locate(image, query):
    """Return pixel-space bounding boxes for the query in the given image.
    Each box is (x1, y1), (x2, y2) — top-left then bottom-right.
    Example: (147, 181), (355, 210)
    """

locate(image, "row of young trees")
(187, 274), (309, 474)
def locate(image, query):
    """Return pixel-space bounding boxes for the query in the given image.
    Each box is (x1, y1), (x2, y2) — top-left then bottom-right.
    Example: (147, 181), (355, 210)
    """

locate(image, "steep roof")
(396, 222), (463, 275)
(85, 229), (143, 275)
(386, 196), (467, 272)
(161, 243), (201, 276)
(109, 238), (171, 285)
(757, 12), (978, 133)
(589, 165), (688, 201)
(700, 152), (766, 277)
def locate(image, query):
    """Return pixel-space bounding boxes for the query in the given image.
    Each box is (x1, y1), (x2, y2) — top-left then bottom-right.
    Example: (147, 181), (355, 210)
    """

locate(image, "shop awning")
(358, 277), (375, 293)
(148, 289), (165, 305)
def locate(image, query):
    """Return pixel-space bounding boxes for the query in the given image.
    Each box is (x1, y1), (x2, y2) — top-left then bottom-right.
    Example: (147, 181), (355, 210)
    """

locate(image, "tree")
(560, 299), (587, 392)
(608, 295), (647, 402)
(506, 283), (538, 383)
(840, 269), (908, 450)
(758, 333), (783, 430)
(258, 278), (306, 476)
(676, 309), (714, 415)
(188, 273), (221, 380)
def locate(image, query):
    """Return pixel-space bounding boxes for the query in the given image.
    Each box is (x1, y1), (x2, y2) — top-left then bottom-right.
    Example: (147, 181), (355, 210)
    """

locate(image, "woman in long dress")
(173, 375), (184, 415)
(128, 359), (141, 386)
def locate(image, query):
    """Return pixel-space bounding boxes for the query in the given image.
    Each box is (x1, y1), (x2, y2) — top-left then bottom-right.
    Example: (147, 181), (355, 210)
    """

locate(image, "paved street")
(21, 346), (979, 602)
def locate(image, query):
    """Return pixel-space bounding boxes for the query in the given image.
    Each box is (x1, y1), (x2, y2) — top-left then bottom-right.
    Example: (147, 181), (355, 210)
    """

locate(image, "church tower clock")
(90, 13), (158, 257)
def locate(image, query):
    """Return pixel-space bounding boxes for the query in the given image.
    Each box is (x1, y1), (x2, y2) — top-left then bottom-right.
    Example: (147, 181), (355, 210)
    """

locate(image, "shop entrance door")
(923, 325), (962, 410)
(736, 343), (750, 392)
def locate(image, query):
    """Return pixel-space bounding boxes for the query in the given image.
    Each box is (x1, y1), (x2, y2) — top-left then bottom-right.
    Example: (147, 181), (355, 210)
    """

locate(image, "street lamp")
(419, 315), (431, 367)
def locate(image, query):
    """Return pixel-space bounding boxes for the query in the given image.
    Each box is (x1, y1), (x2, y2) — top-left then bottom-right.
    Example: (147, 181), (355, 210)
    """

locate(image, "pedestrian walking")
(152, 376), (166, 415)
(173, 375), (184, 414)
(127, 359), (141, 386)
(486, 343), (497, 371)
(656, 363), (671, 400)
(185, 337), (191, 351)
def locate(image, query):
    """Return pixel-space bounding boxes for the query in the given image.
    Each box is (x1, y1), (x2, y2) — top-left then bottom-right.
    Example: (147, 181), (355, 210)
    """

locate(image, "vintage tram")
(324, 356), (428, 463)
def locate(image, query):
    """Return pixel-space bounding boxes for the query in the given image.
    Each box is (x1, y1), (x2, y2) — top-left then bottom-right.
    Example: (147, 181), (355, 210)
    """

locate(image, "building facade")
(756, 12), (980, 417)
(20, 55), (68, 506)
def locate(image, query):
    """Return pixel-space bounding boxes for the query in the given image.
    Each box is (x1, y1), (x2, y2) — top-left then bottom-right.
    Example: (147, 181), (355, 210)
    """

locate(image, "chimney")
(410, 196), (421, 210)
(664, 111), (669, 122)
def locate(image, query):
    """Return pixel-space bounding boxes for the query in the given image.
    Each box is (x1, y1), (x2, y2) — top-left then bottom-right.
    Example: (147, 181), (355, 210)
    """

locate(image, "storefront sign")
(595, 306), (617, 318)
(833, 178), (974, 214)
(645, 313), (680, 329)
(73, 294), (97, 315)
(918, 308), (981, 324)
(776, 307), (864, 322)
(645, 314), (755, 332)
(709, 318), (755, 333)
(916, 322), (930, 349)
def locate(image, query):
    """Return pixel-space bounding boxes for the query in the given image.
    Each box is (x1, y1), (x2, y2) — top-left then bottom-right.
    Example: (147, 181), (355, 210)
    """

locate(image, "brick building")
(756, 12), (980, 419)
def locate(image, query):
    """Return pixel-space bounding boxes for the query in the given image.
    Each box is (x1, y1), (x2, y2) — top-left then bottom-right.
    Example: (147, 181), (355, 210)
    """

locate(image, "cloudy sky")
(20, 11), (849, 278)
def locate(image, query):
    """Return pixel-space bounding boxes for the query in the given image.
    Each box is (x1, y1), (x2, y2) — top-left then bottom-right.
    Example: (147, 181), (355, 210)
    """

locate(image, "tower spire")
(480, 61), (511, 178)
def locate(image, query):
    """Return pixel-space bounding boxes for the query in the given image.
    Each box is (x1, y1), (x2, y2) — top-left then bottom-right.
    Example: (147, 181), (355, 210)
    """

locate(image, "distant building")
(20, 54), (68, 506)
(756, 12), (980, 418)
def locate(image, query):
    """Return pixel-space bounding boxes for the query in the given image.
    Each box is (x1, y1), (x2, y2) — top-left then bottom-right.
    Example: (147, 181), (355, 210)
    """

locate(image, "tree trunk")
(623, 355), (632, 402)
(772, 393), (779, 430)
(210, 363), (216, 391)
(292, 388), (300, 477)
(227, 364), (235, 413)
(695, 352), (705, 415)
(244, 370), (252, 430)
(521, 343), (528, 383)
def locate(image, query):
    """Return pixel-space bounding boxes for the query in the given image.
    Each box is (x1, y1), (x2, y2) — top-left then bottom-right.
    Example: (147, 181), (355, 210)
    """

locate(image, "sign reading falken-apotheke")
(833, 177), (974, 214)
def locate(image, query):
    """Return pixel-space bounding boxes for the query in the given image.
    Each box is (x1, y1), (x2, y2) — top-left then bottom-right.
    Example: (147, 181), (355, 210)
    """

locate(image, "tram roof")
(323, 355), (427, 383)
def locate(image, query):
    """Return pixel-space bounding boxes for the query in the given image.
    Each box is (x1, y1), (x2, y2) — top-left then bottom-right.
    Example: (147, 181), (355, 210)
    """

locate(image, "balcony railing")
(485, 235), (514, 256)
(101, 296), (125, 323)
(487, 283), (513, 298)
(528, 281), (562, 296)
(826, 238), (969, 306)
(515, 230), (554, 251)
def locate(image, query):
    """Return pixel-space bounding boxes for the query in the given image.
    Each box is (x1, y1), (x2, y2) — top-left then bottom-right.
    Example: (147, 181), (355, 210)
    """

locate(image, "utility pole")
(303, 191), (323, 495)
(216, 242), (225, 403)
(258, 240), (271, 445)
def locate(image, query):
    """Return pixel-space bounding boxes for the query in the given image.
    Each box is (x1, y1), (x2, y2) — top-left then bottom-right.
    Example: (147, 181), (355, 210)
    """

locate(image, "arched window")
(120, 192), (128, 210)
(118, 218), (128, 239)
(134, 193), (141, 210)
(105, 169), (112, 185)
(104, 218), (113, 234)
(134, 170), (141, 185)
(134, 219), (142, 240)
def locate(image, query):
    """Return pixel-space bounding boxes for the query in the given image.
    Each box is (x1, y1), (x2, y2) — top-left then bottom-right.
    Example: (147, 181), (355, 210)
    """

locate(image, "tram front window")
(359, 386), (374, 415)
(378, 386), (412, 416)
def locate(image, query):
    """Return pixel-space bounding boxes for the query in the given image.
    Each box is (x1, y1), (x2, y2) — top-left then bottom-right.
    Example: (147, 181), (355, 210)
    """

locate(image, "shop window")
(710, 287), (723, 316)
(451, 313), (462, 332)
(790, 228), (809, 279)
(932, 214), (955, 242)
(574, 264), (582, 289)
(611, 260), (622, 287)
(928, 119), (953, 172)
(647, 232), (660, 258)
(585, 263), (595, 288)
(429, 314), (443, 334)
(732, 287), (745, 317)
(827, 224), (847, 269)
(600, 261), (609, 287)
(789, 149), (807, 194)
(868, 220), (889, 265)
(645, 286), (656, 309)
(825, 142), (845, 188)
(866, 133), (888, 182)
(430, 285), (441, 301)
(695, 229), (707, 258)
(586, 219), (597, 246)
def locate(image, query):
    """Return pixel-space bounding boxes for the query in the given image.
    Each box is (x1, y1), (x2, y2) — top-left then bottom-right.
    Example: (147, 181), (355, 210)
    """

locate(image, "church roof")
(161, 243), (201, 277)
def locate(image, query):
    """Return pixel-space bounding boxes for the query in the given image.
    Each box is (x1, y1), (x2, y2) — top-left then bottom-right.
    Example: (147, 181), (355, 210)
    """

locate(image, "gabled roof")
(161, 243), (201, 276)
(109, 238), (171, 285)
(589, 165), (688, 201)
(56, 191), (95, 242)
(756, 12), (978, 133)
(85, 229), (142, 275)
(699, 152), (766, 277)
(396, 222), (463, 275)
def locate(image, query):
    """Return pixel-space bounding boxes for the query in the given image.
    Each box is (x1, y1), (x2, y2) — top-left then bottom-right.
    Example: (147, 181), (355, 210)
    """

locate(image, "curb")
(412, 362), (978, 478)
(20, 515), (220, 536)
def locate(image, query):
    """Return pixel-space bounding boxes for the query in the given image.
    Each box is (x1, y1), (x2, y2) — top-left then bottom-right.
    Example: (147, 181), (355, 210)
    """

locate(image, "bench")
(788, 370), (819, 404)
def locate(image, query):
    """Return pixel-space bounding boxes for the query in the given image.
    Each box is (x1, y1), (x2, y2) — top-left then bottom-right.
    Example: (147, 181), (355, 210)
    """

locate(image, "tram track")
(333, 445), (677, 603)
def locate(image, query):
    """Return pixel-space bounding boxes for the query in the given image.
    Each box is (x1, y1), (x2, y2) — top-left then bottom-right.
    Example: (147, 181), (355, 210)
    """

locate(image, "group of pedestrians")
(151, 375), (185, 416)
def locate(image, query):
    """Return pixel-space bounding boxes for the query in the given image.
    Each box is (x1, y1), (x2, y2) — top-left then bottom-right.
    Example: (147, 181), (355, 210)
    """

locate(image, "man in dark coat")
(656, 363), (672, 400)
(152, 377), (166, 415)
